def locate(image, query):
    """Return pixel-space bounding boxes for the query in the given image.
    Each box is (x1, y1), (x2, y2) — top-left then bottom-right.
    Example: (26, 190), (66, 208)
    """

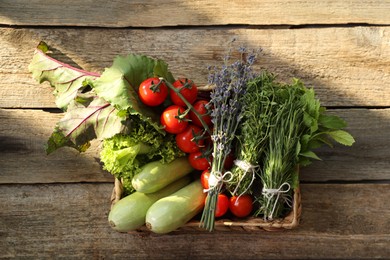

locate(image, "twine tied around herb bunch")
(231, 159), (259, 198)
(205, 160), (259, 198)
(262, 182), (293, 220)
(204, 171), (233, 193)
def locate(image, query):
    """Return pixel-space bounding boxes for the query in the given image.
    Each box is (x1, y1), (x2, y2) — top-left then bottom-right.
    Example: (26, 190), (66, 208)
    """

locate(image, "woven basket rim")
(110, 178), (301, 232)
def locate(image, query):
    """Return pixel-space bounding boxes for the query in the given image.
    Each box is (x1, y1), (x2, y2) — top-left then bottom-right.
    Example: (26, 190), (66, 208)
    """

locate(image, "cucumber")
(145, 180), (206, 234)
(108, 176), (191, 232)
(132, 157), (193, 193)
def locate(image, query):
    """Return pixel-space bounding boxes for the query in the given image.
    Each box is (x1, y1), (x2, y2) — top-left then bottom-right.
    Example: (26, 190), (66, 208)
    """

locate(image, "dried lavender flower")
(200, 47), (258, 231)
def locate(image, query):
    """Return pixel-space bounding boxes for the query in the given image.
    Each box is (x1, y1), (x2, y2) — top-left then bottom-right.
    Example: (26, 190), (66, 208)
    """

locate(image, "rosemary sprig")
(255, 87), (303, 220)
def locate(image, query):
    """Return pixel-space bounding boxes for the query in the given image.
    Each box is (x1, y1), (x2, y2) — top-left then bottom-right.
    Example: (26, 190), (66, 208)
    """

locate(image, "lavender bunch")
(200, 48), (257, 231)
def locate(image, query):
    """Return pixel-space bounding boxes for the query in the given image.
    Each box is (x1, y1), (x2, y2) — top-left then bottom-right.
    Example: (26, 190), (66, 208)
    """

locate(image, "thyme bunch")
(199, 48), (256, 231)
(227, 72), (278, 196)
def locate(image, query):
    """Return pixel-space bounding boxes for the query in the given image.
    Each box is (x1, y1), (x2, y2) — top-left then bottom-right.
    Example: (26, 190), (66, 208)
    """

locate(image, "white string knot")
(232, 160), (259, 198)
(204, 171), (233, 193)
(262, 182), (292, 220)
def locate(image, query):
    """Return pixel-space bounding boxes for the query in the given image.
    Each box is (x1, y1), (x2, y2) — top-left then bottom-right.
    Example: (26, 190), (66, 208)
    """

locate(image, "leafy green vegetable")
(254, 79), (305, 220)
(227, 71), (277, 195)
(298, 88), (355, 166)
(318, 114), (347, 129)
(233, 72), (355, 220)
(29, 43), (177, 154)
(326, 130), (355, 146)
(90, 54), (174, 131)
(46, 96), (131, 154)
(100, 117), (185, 194)
(28, 41), (100, 111)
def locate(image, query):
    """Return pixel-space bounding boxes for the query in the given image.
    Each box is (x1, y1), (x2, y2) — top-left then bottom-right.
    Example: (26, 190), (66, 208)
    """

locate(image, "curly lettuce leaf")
(28, 41), (100, 110)
(100, 119), (185, 194)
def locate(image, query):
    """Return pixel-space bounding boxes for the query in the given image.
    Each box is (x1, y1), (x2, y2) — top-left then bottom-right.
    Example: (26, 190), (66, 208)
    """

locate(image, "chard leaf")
(46, 97), (130, 154)
(326, 130), (356, 146)
(28, 41), (100, 110)
(319, 114), (347, 129)
(46, 130), (91, 154)
(90, 54), (174, 126)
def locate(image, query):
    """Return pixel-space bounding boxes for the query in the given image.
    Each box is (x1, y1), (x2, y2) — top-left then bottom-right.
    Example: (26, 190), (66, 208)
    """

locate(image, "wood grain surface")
(1, 0), (390, 27)
(1, 183), (389, 259)
(1, 27), (389, 108)
(1, 108), (389, 183)
(1, 1), (389, 258)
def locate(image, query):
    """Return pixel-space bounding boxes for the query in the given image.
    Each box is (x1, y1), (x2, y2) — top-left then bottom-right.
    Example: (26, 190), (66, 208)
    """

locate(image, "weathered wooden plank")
(1, 27), (390, 108)
(0, 109), (113, 183)
(0, 183), (389, 259)
(300, 108), (390, 182)
(0, 108), (389, 183)
(1, 0), (390, 27)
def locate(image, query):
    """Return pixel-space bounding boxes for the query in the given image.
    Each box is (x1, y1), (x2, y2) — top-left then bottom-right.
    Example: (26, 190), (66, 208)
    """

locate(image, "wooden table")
(1, 1), (389, 259)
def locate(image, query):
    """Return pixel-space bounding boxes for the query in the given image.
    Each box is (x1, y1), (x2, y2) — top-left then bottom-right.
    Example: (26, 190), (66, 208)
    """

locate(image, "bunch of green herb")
(297, 80), (355, 167)
(255, 84), (305, 220)
(246, 77), (355, 220)
(227, 71), (277, 196)
(199, 48), (257, 231)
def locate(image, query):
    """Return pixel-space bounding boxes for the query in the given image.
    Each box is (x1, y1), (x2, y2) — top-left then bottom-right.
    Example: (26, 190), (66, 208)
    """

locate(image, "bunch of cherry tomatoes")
(138, 77), (253, 219)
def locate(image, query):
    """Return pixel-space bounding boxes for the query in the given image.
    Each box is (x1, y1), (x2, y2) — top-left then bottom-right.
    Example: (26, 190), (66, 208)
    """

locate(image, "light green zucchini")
(145, 180), (206, 234)
(108, 176), (191, 232)
(132, 157), (193, 193)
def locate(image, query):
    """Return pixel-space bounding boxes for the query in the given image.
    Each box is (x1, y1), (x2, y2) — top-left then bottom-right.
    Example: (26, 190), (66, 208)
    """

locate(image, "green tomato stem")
(162, 79), (211, 135)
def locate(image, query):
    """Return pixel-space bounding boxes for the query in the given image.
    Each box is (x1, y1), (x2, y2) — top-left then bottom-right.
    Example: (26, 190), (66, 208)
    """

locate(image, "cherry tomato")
(175, 125), (204, 153)
(138, 77), (168, 106)
(160, 105), (189, 134)
(189, 152), (210, 171)
(215, 194), (229, 218)
(189, 100), (212, 128)
(229, 195), (254, 218)
(200, 170), (210, 189)
(170, 78), (198, 107)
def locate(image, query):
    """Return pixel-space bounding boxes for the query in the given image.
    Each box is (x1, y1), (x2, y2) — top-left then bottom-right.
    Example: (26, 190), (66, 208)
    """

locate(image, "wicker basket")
(110, 177), (301, 232)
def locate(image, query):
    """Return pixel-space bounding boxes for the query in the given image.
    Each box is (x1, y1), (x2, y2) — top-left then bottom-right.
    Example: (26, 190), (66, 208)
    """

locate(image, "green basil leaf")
(319, 114), (348, 130)
(327, 130), (356, 146)
(299, 150), (321, 160)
